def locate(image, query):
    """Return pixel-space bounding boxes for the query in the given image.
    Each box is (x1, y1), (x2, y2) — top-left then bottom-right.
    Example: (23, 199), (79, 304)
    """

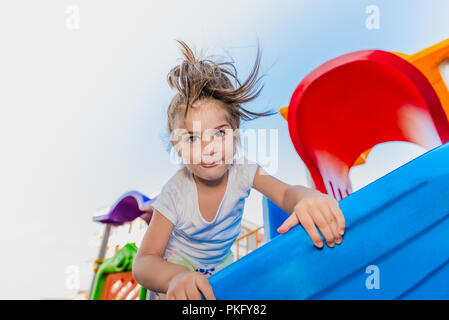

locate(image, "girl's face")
(173, 99), (236, 182)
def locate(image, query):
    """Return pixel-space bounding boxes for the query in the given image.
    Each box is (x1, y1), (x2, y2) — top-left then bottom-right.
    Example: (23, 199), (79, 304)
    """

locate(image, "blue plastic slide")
(209, 142), (449, 299)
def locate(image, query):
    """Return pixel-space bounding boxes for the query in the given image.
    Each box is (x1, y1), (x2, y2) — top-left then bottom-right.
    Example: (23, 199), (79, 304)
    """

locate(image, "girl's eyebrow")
(215, 123), (231, 129)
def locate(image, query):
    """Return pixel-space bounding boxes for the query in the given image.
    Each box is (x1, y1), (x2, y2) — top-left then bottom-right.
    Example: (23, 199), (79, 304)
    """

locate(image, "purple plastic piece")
(93, 190), (158, 226)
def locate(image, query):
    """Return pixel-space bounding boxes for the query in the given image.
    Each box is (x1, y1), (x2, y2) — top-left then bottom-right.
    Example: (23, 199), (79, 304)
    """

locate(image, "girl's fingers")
(185, 283), (202, 300)
(310, 207), (336, 247)
(277, 212), (299, 234)
(330, 202), (345, 235)
(195, 277), (216, 300)
(175, 288), (187, 300)
(276, 198), (345, 248)
(296, 211), (323, 248)
(321, 205), (341, 245)
(167, 290), (179, 300)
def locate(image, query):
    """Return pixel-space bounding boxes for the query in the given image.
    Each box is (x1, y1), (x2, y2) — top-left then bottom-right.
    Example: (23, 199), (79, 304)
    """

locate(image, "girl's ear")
(169, 136), (187, 165)
(169, 142), (184, 166)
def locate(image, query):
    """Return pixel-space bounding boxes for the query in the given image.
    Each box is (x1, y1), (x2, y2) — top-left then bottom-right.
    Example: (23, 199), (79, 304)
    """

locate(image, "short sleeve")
(150, 179), (179, 226)
(247, 161), (260, 188)
(235, 157), (260, 192)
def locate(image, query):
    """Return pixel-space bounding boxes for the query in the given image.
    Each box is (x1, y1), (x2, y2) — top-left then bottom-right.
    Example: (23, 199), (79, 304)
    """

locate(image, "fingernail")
(339, 229), (345, 235)
(316, 241), (323, 248)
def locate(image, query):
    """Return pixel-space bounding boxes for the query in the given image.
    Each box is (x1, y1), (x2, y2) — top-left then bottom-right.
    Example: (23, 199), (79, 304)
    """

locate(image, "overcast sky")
(1, 0), (448, 299)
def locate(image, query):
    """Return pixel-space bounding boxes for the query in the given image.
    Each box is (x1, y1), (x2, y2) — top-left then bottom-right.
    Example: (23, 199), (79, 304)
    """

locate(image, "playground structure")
(88, 192), (263, 300)
(89, 38), (449, 300)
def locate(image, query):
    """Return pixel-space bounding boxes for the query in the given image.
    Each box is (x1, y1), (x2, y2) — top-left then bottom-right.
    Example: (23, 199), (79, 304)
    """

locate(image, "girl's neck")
(192, 169), (229, 189)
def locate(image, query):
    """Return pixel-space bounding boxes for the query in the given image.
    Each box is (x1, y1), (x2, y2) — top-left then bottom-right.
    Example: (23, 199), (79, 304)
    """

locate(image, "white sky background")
(1, 0), (448, 299)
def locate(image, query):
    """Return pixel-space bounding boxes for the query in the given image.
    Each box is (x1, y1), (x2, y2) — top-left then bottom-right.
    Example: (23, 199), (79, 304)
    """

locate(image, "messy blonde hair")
(166, 40), (275, 147)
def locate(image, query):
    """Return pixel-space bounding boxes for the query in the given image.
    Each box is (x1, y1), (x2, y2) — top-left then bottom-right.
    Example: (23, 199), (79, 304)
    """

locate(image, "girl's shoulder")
(232, 157), (259, 173)
(231, 157), (260, 191)
(161, 166), (191, 194)
(151, 167), (191, 225)
(232, 156), (259, 168)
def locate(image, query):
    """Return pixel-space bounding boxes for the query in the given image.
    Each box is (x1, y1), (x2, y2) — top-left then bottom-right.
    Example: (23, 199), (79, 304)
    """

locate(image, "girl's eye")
(215, 130), (226, 137)
(188, 136), (200, 143)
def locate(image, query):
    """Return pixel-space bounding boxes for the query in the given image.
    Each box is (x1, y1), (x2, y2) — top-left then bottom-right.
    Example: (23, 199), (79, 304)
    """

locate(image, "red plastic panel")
(287, 50), (449, 199)
(101, 271), (141, 300)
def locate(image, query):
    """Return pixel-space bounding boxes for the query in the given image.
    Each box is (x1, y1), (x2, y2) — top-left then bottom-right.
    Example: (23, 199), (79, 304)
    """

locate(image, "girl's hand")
(277, 190), (345, 248)
(167, 271), (216, 300)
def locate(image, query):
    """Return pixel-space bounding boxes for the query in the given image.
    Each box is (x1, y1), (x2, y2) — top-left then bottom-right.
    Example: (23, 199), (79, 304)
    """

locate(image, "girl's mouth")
(201, 162), (218, 168)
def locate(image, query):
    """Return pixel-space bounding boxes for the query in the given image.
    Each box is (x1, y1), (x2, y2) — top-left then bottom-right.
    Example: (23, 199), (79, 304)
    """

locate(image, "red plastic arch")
(287, 50), (449, 200)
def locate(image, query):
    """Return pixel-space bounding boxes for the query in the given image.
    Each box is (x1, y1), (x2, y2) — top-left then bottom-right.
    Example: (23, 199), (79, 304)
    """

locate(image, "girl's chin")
(192, 164), (229, 180)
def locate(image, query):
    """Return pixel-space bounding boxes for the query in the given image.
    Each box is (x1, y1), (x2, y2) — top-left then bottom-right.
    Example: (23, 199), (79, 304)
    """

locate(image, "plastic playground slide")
(209, 142), (449, 299)
(93, 190), (155, 226)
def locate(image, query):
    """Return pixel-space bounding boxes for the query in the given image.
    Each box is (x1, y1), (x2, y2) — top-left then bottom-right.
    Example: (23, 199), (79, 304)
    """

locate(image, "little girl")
(133, 40), (345, 300)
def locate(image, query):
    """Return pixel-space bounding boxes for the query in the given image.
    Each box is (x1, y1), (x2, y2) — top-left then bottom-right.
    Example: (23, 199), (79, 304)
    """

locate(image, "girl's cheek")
(223, 136), (235, 163)
(176, 141), (197, 165)
(190, 143), (202, 164)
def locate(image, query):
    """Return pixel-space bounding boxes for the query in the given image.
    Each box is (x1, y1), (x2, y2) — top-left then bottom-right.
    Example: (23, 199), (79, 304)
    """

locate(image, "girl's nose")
(202, 140), (215, 156)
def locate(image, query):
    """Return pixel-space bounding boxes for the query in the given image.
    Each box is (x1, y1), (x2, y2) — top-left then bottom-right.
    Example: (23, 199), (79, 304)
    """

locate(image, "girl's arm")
(253, 167), (345, 248)
(133, 210), (215, 299)
(132, 210), (186, 292)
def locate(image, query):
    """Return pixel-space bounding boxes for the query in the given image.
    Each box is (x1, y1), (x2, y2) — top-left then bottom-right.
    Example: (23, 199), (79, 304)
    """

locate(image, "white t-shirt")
(150, 158), (260, 269)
